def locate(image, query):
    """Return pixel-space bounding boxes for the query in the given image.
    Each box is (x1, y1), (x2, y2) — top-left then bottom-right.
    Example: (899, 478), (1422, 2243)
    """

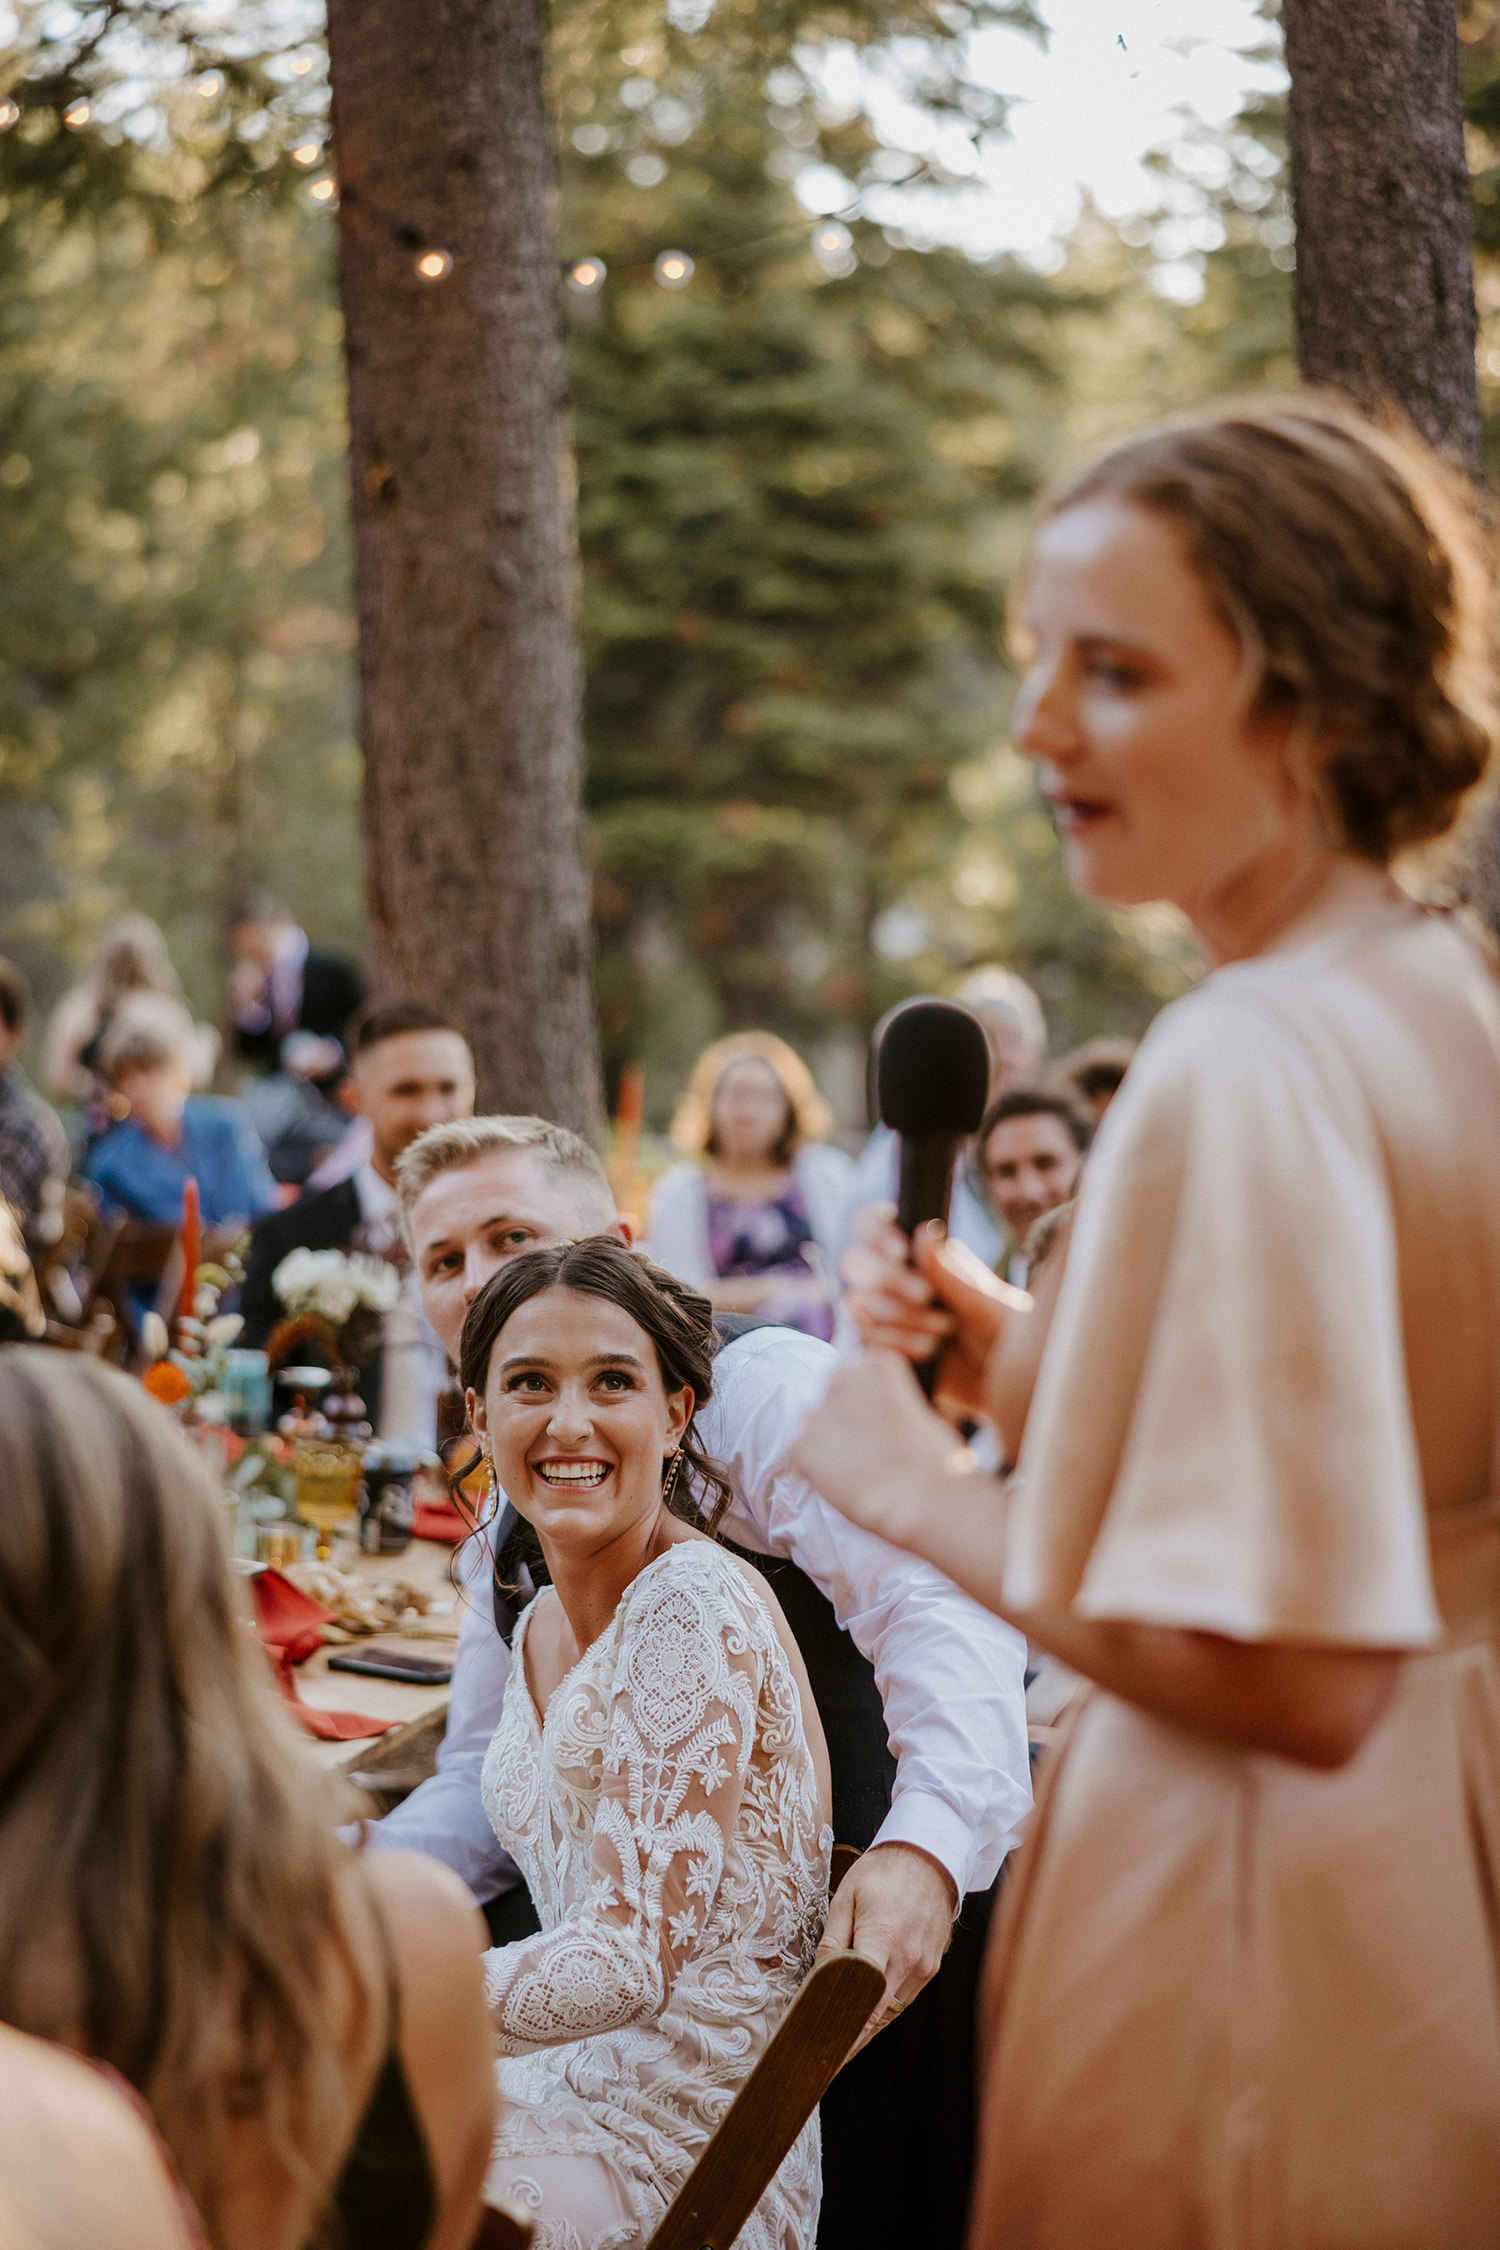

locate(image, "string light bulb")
(416, 248), (454, 281)
(0, 99), (18, 131)
(290, 55), (315, 76)
(291, 137), (321, 166)
(307, 176), (337, 205)
(63, 97), (91, 129)
(195, 70), (225, 99)
(568, 256), (607, 294)
(654, 249), (694, 289)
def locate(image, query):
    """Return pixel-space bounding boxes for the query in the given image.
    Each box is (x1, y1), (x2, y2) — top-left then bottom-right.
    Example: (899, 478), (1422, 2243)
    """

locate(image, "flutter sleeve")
(483, 1550), (769, 2053)
(1002, 983), (1442, 1649)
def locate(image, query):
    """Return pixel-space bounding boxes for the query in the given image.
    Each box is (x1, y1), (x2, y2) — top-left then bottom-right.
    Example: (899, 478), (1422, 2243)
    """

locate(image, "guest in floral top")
(645, 1033), (851, 1340)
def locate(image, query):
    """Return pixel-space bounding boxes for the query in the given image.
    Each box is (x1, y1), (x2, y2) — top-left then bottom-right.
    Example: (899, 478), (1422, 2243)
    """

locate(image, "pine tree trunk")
(1283, 0), (1500, 930)
(1282, 0), (1482, 472)
(325, 0), (600, 1133)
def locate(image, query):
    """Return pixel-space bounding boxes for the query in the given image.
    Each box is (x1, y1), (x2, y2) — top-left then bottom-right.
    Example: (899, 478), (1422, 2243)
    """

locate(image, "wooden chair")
(643, 1950), (884, 2250)
(85, 1219), (180, 1359)
(470, 2199), (536, 2248)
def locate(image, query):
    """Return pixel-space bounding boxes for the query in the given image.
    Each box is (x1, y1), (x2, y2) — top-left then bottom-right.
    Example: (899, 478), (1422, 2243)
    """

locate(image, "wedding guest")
(241, 1030), (355, 1190)
(977, 1088), (1089, 1283)
(839, 967), (1048, 1269)
(0, 956), (69, 1252)
(228, 897), (364, 1074)
(43, 914), (188, 1106)
(465, 1238), (831, 2246)
(0, 1351), (494, 2250)
(0, 2023), (198, 2250)
(1045, 1034), (1137, 1124)
(793, 397), (1500, 2249)
(955, 964), (1048, 1093)
(239, 1004), (475, 1440)
(645, 1032), (852, 1339)
(82, 995), (275, 1231)
(372, 1113), (1030, 2250)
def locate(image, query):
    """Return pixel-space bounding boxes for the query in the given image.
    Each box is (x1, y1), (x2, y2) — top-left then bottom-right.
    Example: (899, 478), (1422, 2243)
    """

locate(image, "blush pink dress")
(971, 903), (1500, 2250)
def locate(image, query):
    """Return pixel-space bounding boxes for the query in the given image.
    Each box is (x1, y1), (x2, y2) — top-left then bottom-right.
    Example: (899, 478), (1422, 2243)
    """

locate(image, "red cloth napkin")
(250, 1568), (396, 1742)
(414, 1495), (468, 1545)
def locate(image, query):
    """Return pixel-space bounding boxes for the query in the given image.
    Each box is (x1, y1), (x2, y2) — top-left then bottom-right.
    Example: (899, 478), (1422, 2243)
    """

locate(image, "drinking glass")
(294, 1440), (362, 1560)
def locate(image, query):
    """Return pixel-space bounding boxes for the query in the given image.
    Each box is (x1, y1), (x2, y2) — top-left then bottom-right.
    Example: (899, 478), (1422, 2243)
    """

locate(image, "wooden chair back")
(470, 2195), (536, 2248)
(643, 1949), (884, 2250)
(89, 1219), (180, 1350)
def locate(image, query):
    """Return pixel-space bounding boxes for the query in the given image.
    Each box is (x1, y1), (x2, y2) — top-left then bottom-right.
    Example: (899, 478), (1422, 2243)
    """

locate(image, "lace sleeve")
(483, 1553), (768, 2054)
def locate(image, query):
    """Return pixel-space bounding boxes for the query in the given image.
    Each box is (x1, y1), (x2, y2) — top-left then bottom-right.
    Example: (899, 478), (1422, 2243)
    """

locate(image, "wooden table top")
(296, 1532), (464, 1771)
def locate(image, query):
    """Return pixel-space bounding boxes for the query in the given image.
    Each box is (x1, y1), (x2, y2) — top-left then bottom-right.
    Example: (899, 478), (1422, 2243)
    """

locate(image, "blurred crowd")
(0, 902), (1134, 1409)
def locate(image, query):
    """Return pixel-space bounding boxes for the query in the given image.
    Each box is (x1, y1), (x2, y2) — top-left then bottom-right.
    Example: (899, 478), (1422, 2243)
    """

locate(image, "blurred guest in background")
(954, 964), (1049, 1095)
(228, 895), (364, 1074)
(83, 995), (274, 1231)
(241, 1028), (355, 1190)
(0, 1352), (494, 2250)
(840, 966), (1049, 1267)
(240, 1003), (475, 1439)
(1046, 1034), (1137, 1125)
(43, 913), (188, 1107)
(0, 957), (69, 1253)
(977, 1088), (1090, 1283)
(645, 1031), (851, 1340)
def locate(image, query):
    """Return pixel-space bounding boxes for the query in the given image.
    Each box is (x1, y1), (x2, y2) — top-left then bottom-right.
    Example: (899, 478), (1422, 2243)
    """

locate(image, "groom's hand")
(818, 1841), (956, 2057)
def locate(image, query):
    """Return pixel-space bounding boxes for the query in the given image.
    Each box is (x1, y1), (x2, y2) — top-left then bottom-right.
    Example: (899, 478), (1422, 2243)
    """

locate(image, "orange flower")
(143, 1362), (192, 1407)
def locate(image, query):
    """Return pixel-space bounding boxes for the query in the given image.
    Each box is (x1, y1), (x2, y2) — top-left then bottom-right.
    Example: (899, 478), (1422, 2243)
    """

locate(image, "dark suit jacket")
(237, 1177), (383, 1422)
(234, 948), (365, 1071)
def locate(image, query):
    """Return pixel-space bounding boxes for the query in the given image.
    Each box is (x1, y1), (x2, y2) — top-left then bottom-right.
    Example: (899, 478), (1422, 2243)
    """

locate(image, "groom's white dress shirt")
(368, 1325), (1031, 1903)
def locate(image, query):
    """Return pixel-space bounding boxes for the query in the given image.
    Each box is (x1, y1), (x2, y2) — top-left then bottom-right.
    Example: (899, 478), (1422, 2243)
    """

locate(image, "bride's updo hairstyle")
(1038, 395), (1497, 863)
(459, 1238), (735, 1630)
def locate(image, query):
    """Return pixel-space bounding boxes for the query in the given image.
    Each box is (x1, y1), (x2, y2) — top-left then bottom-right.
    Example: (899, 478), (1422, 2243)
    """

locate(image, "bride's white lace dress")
(479, 1539), (833, 2250)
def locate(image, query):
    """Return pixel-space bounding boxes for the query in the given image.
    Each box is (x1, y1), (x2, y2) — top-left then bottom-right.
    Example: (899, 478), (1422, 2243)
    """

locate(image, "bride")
(457, 1236), (833, 2250)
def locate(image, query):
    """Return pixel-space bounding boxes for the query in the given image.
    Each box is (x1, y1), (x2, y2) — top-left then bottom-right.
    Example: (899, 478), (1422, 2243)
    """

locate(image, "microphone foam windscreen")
(876, 999), (991, 1138)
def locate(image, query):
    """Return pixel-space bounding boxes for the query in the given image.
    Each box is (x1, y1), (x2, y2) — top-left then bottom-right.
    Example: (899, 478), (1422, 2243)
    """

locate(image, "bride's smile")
(469, 1286), (693, 1559)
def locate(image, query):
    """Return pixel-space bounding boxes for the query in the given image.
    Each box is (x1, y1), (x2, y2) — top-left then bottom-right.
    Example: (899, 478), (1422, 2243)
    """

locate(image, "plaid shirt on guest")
(0, 1065), (70, 1244)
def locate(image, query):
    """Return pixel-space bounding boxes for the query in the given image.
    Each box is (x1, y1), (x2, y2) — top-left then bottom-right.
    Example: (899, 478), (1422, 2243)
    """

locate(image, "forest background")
(3, 0), (1499, 1125)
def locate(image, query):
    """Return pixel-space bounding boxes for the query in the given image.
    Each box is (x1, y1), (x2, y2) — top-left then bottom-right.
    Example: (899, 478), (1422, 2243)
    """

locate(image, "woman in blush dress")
(460, 1237), (832, 2250)
(645, 1034), (851, 1340)
(792, 398), (1500, 2249)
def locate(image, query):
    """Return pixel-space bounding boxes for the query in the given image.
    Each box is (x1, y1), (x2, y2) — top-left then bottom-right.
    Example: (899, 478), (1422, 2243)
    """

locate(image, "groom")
(368, 1113), (1031, 2248)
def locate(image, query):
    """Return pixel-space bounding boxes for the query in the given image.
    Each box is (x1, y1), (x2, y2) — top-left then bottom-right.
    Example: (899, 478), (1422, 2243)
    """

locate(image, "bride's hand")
(789, 1351), (973, 1551)
(841, 1210), (1031, 1422)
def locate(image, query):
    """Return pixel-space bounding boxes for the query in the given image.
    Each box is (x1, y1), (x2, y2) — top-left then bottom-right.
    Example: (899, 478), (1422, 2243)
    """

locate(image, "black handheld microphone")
(876, 998), (992, 1394)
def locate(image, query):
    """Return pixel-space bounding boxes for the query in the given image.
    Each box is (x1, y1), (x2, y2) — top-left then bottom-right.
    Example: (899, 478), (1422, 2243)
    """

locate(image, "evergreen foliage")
(0, 0), (1316, 1109)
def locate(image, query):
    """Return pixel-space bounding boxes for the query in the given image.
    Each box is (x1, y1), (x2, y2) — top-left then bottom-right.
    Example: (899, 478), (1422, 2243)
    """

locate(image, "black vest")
(490, 1317), (896, 1852)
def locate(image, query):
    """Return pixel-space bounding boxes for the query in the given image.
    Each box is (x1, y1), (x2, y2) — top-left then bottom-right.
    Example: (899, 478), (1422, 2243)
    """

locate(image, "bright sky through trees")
(804, 0), (1284, 282)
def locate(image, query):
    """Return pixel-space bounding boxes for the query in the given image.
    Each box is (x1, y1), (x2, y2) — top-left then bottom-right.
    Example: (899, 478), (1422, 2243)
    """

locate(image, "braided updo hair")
(456, 1236), (733, 1640)
(1039, 395), (1496, 864)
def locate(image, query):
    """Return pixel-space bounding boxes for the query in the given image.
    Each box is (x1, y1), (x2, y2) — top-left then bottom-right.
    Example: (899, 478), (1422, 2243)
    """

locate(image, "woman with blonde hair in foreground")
(794, 397), (1500, 2247)
(0, 1351), (495, 2250)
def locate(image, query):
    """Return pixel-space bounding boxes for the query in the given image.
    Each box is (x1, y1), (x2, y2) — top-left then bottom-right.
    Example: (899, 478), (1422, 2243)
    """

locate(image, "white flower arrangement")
(271, 1246), (402, 1326)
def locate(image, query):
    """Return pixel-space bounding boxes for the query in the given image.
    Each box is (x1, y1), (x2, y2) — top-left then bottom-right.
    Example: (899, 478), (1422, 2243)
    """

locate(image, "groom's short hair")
(395, 1115), (617, 1231)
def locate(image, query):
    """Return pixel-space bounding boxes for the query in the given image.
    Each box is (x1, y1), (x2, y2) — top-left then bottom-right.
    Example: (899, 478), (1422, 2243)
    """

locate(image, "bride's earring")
(662, 1448), (684, 1510)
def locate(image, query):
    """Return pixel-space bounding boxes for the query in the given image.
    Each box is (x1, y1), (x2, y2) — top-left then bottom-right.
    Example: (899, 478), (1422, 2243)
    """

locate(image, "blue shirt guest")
(83, 995), (276, 1230)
